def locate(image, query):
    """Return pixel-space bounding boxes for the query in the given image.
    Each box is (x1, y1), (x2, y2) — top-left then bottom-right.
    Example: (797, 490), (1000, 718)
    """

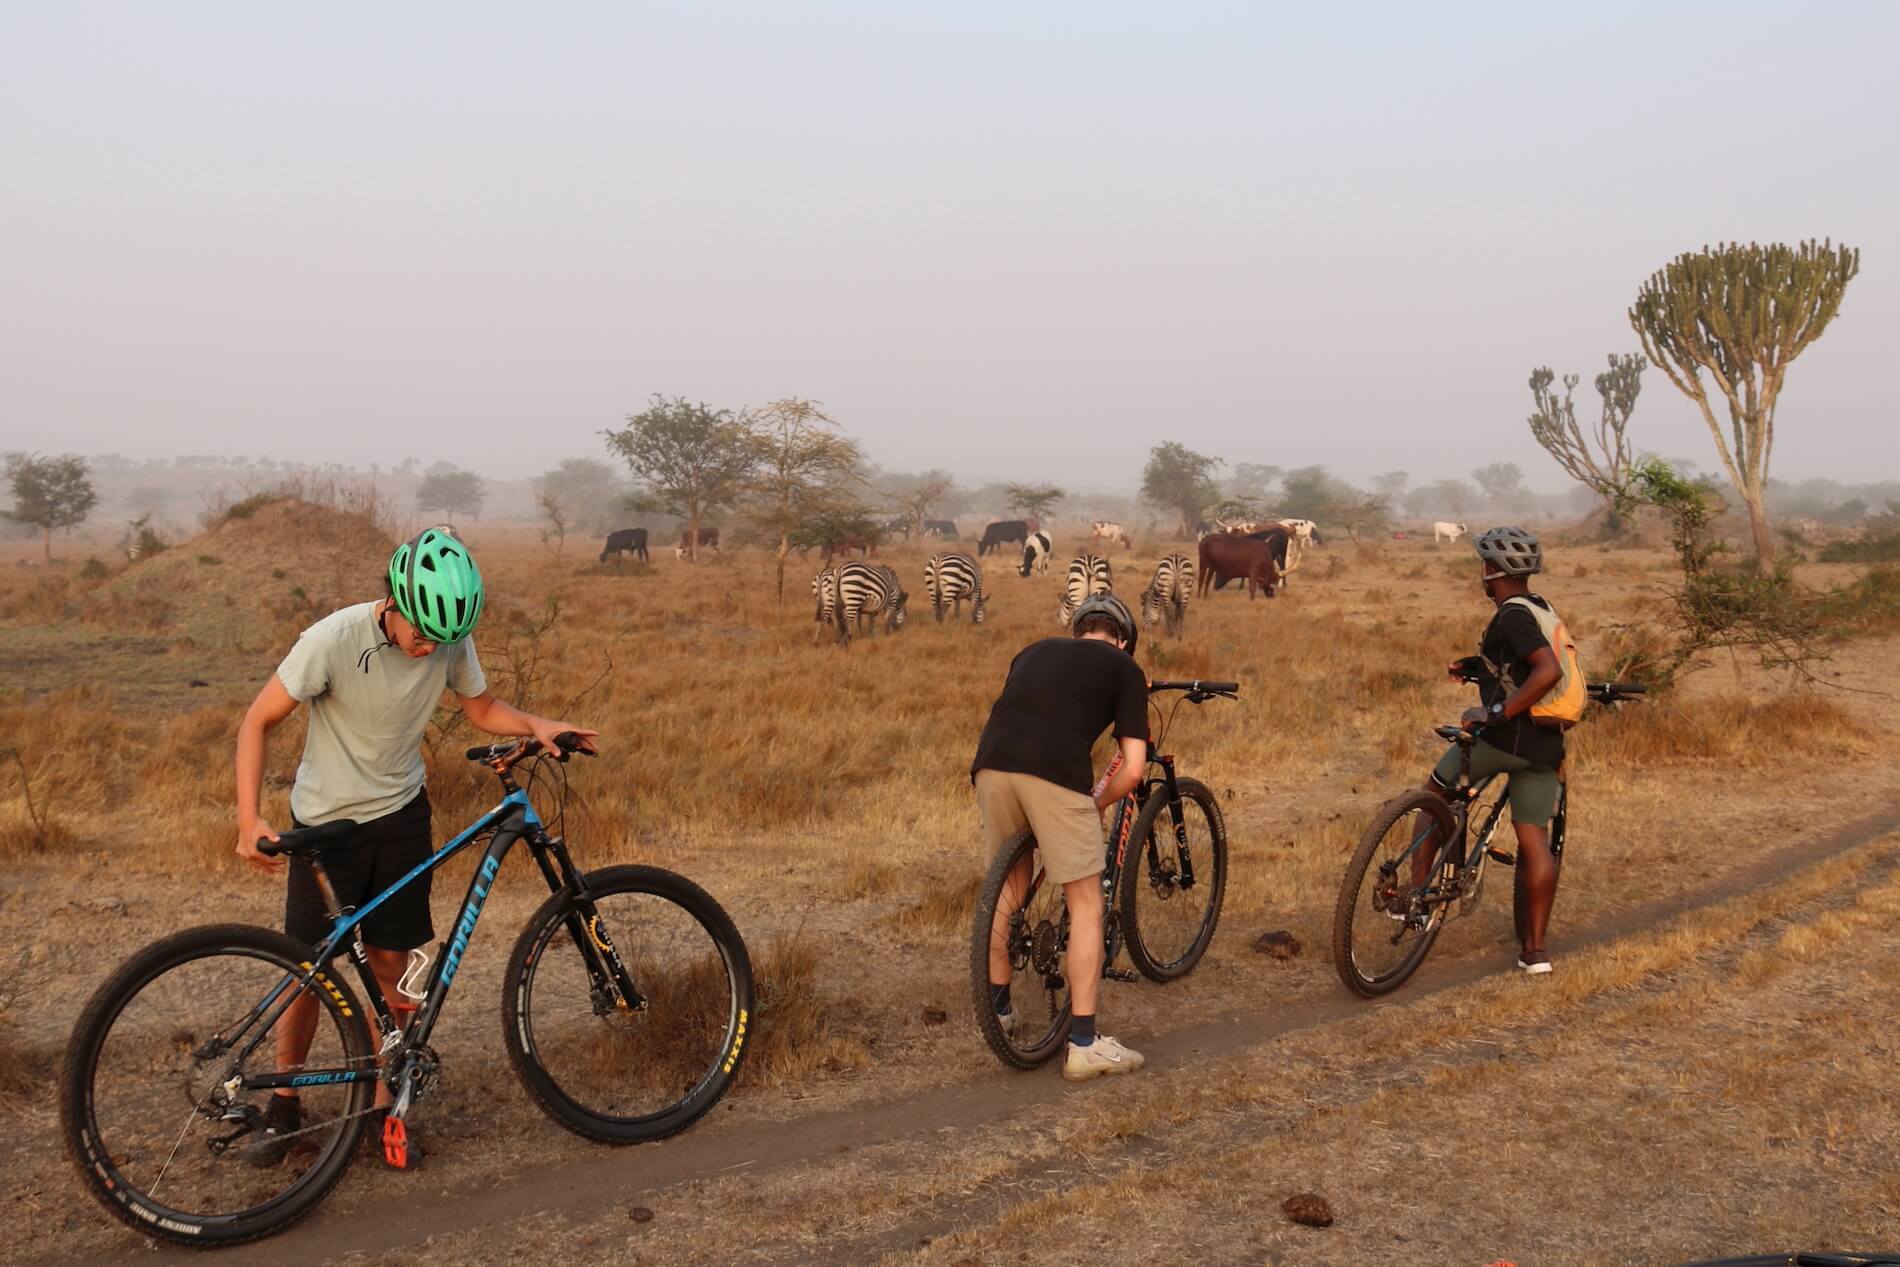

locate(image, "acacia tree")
(1004, 482), (1065, 522)
(1526, 352), (1644, 528)
(1629, 240), (1860, 574)
(882, 469), (957, 538)
(538, 458), (625, 534)
(3, 452), (98, 563)
(1140, 443), (1221, 536)
(1471, 461), (1526, 504)
(740, 397), (865, 600)
(415, 467), (485, 522)
(604, 395), (758, 563)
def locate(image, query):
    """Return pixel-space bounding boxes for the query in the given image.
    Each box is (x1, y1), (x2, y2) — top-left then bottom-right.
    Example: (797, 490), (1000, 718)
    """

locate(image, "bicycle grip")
(256, 819), (360, 858)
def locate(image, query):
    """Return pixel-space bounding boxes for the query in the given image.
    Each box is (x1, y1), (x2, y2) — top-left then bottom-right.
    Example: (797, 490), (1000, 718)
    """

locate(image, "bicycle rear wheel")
(503, 865), (753, 1144)
(60, 924), (374, 1246)
(1120, 777), (1228, 982)
(1332, 791), (1457, 997)
(970, 831), (1072, 1069)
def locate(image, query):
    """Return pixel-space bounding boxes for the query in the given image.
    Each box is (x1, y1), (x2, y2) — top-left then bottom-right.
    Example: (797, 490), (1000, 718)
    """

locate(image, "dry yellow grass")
(4, 501), (1899, 1263)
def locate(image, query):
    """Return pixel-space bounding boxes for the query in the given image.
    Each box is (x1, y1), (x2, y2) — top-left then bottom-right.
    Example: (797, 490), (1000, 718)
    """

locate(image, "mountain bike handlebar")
(464, 731), (595, 767)
(1149, 679), (1239, 697)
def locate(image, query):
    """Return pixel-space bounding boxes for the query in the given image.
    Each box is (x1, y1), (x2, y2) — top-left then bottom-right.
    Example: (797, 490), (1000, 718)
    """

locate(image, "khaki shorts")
(1430, 739), (1561, 828)
(974, 769), (1104, 886)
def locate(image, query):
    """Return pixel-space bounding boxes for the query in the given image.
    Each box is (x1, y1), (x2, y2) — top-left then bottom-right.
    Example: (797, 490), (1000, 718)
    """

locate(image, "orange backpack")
(1486, 596), (1586, 729)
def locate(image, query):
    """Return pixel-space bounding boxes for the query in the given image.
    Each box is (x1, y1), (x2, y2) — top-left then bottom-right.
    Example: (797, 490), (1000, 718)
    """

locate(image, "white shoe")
(1516, 950), (1553, 975)
(995, 1009), (1020, 1040)
(1063, 1034), (1145, 1082)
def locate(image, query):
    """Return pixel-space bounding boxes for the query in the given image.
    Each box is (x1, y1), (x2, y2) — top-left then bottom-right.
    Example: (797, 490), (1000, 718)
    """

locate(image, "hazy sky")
(3, 2), (1894, 492)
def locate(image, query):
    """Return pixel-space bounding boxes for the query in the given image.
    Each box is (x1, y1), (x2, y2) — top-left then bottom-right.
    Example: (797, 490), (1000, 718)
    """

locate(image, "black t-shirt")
(971, 638), (1151, 795)
(1477, 596), (1565, 769)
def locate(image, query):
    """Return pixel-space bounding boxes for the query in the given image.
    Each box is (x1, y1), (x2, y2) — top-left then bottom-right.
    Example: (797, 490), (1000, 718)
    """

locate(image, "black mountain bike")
(61, 733), (754, 1246)
(971, 679), (1238, 1069)
(1331, 682), (1645, 997)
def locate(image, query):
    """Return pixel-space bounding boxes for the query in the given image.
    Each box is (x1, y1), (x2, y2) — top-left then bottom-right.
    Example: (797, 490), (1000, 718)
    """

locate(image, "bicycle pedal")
(1485, 846), (1516, 867)
(381, 1114), (410, 1169)
(1103, 967), (1138, 983)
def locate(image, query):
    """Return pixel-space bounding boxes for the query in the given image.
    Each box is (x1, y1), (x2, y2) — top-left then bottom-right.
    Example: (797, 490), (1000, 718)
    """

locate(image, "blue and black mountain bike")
(60, 732), (753, 1246)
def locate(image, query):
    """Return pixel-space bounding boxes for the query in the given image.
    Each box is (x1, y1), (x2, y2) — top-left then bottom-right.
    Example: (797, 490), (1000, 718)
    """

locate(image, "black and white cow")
(599, 527), (649, 563)
(1056, 554), (1113, 627)
(978, 519), (1030, 557)
(1019, 530), (1054, 577)
(924, 552), (987, 623)
(922, 519), (960, 540)
(1141, 553), (1194, 637)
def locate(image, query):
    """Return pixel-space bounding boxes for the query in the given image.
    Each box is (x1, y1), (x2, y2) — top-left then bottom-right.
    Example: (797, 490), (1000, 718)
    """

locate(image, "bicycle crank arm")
(1103, 967), (1138, 983)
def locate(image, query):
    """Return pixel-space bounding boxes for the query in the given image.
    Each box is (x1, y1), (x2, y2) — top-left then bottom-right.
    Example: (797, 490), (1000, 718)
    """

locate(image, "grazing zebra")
(810, 567), (839, 643)
(1019, 531), (1053, 577)
(924, 552), (987, 623)
(833, 561), (908, 647)
(1141, 553), (1194, 637)
(1055, 554), (1112, 627)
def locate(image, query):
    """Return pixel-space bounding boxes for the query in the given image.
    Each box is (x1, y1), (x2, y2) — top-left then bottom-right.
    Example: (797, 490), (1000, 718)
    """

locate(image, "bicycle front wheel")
(1120, 777), (1228, 982)
(1332, 791), (1457, 997)
(503, 865), (754, 1144)
(969, 831), (1073, 1069)
(60, 924), (375, 1246)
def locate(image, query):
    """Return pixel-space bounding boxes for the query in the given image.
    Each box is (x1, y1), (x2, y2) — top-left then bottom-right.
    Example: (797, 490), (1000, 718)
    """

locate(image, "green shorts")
(1430, 739), (1561, 828)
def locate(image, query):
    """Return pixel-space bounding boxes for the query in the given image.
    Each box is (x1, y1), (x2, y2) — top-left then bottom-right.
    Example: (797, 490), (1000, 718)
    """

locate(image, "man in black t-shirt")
(1417, 527), (1567, 974)
(971, 594), (1150, 1081)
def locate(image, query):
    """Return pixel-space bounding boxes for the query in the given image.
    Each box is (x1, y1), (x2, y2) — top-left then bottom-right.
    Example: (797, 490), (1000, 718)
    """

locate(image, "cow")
(674, 526), (720, 560)
(1263, 518), (1321, 588)
(1089, 520), (1133, 551)
(922, 519), (959, 540)
(827, 536), (879, 561)
(1020, 530), (1054, 577)
(1434, 521), (1468, 544)
(599, 528), (649, 563)
(1212, 528), (1290, 592)
(979, 519), (1030, 557)
(1198, 532), (1282, 600)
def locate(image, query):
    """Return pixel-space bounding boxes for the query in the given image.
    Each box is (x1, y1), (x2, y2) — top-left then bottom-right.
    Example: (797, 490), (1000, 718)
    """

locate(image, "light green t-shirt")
(276, 601), (488, 826)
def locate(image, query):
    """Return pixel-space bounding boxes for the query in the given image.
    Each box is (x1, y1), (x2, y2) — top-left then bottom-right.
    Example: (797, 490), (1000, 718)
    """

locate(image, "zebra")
(1019, 531), (1053, 578)
(1055, 554), (1112, 627)
(1141, 553), (1194, 638)
(810, 567), (839, 643)
(924, 552), (987, 623)
(832, 561), (908, 647)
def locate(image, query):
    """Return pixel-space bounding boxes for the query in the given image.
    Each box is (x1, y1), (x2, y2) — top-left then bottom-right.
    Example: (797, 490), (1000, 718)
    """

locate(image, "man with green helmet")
(233, 526), (596, 1168)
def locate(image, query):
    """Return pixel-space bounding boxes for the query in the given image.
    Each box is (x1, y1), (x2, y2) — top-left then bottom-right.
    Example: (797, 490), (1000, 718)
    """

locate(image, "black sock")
(990, 982), (1011, 1015)
(1071, 1013), (1096, 1046)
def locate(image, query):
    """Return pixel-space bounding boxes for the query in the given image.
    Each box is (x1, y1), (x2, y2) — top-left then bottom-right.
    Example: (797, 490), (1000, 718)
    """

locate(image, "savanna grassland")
(3, 496), (1898, 1266)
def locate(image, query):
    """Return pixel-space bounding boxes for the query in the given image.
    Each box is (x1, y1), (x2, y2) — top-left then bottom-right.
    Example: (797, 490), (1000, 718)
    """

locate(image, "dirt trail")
(42, 801), (1900, 1267)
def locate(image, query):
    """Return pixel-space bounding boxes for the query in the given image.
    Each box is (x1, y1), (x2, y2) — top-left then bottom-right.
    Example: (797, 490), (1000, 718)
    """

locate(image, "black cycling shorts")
(284, 789), (435, 952)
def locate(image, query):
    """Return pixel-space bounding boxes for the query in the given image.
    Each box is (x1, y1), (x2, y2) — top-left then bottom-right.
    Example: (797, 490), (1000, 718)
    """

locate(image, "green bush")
(78, 557), (108, 580)
(1818, 532), (1900, 563)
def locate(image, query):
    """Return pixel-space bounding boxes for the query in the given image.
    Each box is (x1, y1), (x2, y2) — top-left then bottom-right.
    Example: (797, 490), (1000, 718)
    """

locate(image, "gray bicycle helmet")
(1072, 592), (1138, 656)
(1473, 525), (1543, 579)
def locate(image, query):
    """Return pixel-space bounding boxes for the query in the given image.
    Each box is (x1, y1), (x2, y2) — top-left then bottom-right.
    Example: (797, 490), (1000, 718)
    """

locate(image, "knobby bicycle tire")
(969, 831), (1073, 1070)
(1332, 790), (1458, 998)
(502, 865), (754, 1144)
(1120, 776), (1228, 982)
(60, 924), (374, 1246)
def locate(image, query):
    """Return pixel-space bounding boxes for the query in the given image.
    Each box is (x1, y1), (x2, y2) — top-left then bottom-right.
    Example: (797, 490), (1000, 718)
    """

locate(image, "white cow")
(1089, 520), (1132, 551)
(1434, 521), (1468, 544)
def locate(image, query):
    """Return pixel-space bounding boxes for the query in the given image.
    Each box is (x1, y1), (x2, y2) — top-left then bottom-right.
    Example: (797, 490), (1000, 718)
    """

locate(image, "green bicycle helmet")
(387, 526), (485, 643)
(1473, 525), (1543, 579)
(1072, 592), (1138, 656)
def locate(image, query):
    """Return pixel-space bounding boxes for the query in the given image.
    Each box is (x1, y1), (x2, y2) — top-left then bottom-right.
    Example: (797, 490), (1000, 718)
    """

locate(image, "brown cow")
(1197, 532), (1282, 600)
(674, 526), (720, 560)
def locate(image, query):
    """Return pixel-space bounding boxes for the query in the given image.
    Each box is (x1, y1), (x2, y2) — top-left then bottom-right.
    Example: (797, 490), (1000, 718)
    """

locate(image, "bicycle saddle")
(257, 820), (361, 858)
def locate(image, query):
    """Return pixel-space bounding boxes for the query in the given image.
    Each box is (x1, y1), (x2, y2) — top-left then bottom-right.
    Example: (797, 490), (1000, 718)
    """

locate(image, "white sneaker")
(1062, 1034), (1145, 1082)
(995, 1009), (1020, 1040)
(1516, 950), (1553, 975)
